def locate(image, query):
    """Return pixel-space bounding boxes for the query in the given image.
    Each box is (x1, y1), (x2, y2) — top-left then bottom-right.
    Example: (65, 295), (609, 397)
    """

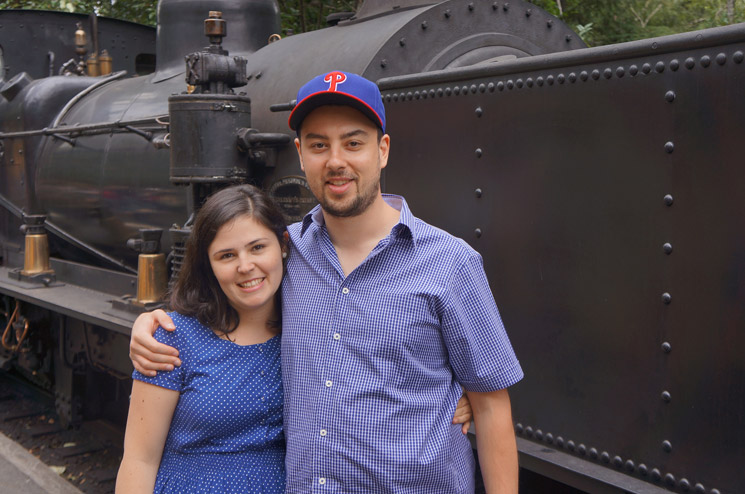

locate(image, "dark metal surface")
(0, 10), (155, 81)
(380, 23), (745, 494)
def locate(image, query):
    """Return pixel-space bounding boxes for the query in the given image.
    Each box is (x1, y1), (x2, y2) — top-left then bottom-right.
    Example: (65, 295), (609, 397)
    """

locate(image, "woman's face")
(207, 214), (284, 320)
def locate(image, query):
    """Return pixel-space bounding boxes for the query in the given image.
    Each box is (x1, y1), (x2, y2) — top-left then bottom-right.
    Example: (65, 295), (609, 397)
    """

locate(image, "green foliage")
(528, 0), (745, 46)
(0, 0), (157, 25)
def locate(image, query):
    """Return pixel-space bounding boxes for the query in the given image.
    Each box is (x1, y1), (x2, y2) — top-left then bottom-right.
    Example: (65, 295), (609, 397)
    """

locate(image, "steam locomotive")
(0, 1), (742, 493)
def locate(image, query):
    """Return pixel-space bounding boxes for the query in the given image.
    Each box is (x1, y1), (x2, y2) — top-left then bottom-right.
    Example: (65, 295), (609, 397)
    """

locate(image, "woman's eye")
(220, 252), (235, 260)
(252, 244), (265, 252)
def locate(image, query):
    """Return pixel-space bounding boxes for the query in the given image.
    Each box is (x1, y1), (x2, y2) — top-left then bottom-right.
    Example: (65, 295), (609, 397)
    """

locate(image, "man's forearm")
(468, 388), (519, 494)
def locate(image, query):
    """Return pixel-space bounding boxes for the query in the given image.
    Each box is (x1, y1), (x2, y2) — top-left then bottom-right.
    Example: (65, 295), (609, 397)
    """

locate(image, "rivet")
(613, 456), (623, 467)
(414, 91), (421, 99)
(536, 76), (544, 86)
(515, 422), (524, 433)
(437, 88), (444, 97)
(462, 85), (470, 94)
(385, 94), (391, 102)
(670, 59), (680, 71)
(665, 90), (676, 102)
(475, 148), (483, 158)
(625, 460), (635, 472)
(716, 53), (726, 65)
(663, 243), (673, 254)
(652, 41), (659, 49)
(547, 19), (554, 28)
(630, 64), (639, 76)
(580, 71), (588, 81)
(665, 141), (674, 153)
(516, 79), (524, 88)
(711, 489), (722, 494)
(526, 8), (532, 17)
(547, 75), (554, 85)
(535, 429), (543, 440)
(526, 78), (534, 87)
(567, 440), (575, 451)
(445, 87), (452, 96)
(468, 3), (475, 11)
(603, 68), (612, 79)
(662, 292), (672, 304)
(479, 83), (486, 93)
(470, 84), (478, 93)
(507, 80), (514, 89)
(527, 426), (534, 437)
(734, 51), (744, 63)
(694, 484), (705, 493)
(652, 468), (662, 481)
(566, 34), (572, 42)
(600, 451), (610, 463)
(665, 473), (676, 486)
(589, 448), (598, 459)
(421, 21), (428, 29)
(406, 91), (413, 100)
(454, 86), (461, 95)
(639, 463), (648, 476)
(475, 228), (482, 238)
(475, 188), (483, 198)
(578, 444), (586, 455)
(685, 57), (696, 69)
(591, 69), (600, 80)
(497, 81), (505, 91)
(664, 194), (674, 206)
(642, 63), (651, 74)
(503, 2), (510, 11)
(380, 59), (388, 68)
(679, 478), (691, 491)
(661, 390), (671, 402)
(545, 433), (553, 443)
(662, 341), (672, 353)
(492, 2), (499, 11)
(444, 9), (451, 18)
(655, 61), (665, 73)
(616, 67), (625, 78)
(700, 55), (711, 67)
(429, 89), (436, 98)
(475, 107), (483, 117)
(487, 82), (495, 92)
(399, 37), (406, 47)
(557, 74), (565, 84)
(556, 436), (564, 447)
(421, 91), (427, 100)
(662, 440), (673, 452)
(392, 93), (399, 102)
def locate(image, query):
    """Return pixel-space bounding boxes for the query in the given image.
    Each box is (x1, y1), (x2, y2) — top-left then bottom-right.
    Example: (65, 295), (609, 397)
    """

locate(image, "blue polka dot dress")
(132, 312), (285, 493)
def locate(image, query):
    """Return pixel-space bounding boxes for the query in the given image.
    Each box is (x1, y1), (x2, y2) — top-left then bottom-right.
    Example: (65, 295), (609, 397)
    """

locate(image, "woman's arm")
(115, 380), (180, 493)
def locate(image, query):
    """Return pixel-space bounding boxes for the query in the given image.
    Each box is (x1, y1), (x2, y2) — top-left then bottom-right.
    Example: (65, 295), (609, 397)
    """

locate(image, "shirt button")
(341, 287), (350, 294)
(325, 380), (332, 387)
(320, 429), (327, 436)
(319, 477), (326, 485)
(333, 333), (341, 340)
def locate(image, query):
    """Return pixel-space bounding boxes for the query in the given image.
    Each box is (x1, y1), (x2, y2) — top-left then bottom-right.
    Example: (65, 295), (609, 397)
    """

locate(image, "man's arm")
(129, 309), (181, 376)
(467, 388), (518, 494)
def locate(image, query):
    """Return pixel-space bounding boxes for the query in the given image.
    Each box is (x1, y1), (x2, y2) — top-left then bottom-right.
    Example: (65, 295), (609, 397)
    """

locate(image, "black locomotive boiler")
(0, 1), (743, 493)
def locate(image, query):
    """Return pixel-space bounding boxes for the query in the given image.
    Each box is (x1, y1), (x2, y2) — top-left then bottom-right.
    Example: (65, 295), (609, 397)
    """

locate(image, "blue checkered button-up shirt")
(281, 195), (523, 493)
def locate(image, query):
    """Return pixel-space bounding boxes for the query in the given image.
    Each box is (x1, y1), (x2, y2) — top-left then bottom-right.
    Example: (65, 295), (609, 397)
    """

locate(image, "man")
(130, 71), (523, 493)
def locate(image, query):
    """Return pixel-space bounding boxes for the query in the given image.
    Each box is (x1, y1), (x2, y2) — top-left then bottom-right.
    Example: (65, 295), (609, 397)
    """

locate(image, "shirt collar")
(300, 194), (415, 244)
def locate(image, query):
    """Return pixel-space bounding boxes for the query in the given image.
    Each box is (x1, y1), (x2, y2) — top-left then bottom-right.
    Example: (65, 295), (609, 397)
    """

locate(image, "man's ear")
(294, 137), (305, 171)
(379, 134), (391, 170)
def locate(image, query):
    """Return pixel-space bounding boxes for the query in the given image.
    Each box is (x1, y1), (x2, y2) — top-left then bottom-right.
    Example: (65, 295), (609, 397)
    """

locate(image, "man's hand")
(129, 309), (180, 377)
(453, 392), (473, 434)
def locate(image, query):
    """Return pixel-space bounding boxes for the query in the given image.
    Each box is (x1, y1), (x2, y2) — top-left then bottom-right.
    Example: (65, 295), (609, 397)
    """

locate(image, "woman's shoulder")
(155, 312), (210, 346)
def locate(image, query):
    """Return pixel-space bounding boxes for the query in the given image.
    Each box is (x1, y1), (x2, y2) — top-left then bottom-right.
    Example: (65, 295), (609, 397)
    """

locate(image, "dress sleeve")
(131, 326), (185, 392)
(440, 251), (524, 393)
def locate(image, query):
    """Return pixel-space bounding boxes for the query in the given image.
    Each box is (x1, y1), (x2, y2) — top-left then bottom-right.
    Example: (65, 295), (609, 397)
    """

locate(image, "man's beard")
(317, 172), (381, 218)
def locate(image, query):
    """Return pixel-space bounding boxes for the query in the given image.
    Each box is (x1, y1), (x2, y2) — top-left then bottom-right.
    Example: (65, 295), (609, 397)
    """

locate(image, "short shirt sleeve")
(440, 251), (523, 392)
(131, 325), (185, 392)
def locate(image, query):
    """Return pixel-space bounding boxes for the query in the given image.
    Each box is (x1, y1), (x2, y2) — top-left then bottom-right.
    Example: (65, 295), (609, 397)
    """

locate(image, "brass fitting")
(99, 49), (112, 75)
(127, 229), (167, 305)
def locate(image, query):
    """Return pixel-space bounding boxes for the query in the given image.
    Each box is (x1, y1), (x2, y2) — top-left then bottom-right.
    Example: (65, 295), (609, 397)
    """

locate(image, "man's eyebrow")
(341, 129), (368, 139)
(303, 132), (327, 140)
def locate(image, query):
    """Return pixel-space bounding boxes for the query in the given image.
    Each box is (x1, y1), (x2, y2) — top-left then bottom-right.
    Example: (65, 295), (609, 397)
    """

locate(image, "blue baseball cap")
(288, 71), (386, 132)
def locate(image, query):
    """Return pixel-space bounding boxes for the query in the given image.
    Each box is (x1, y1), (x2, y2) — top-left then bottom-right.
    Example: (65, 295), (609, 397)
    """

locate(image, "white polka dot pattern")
(132, 312), (285, 493)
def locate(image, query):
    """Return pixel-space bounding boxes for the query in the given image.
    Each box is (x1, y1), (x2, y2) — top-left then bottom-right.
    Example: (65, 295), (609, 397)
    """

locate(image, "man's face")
(295, 105), (390, 218)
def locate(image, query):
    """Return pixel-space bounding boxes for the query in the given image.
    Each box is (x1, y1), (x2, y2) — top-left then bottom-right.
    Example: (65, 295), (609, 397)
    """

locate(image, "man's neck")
(323, 194), (401, 276)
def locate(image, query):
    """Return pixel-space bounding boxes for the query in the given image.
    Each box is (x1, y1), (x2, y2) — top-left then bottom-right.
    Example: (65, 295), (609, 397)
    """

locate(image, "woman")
(116, 184), (288, 493)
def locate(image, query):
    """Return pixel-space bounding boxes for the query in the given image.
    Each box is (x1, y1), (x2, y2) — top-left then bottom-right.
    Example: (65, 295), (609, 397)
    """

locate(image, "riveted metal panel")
(380, 24), (745, 494)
